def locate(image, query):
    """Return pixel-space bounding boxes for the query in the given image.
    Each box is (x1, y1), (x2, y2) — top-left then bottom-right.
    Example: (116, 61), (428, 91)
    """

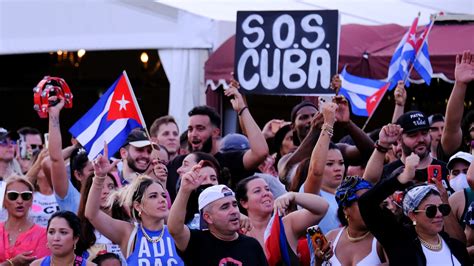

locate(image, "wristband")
(238, 106), (248, 116)
(374, 140), (390, 153)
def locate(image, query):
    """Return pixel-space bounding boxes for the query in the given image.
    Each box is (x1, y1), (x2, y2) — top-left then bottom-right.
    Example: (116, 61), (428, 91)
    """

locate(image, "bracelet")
(238, 106), (248, 116)
(6, 259), (13, 266)
(374, 140), (390, 153)
(92, 176), (106, 186)
(321, 123), (334, 137)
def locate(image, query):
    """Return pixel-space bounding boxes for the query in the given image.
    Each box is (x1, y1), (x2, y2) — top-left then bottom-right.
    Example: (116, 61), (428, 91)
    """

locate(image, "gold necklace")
(346, 227), (370, 242)
(51, 255), (75, 266)
(419, 235), (442, 251)
(140, 224), (165, 243)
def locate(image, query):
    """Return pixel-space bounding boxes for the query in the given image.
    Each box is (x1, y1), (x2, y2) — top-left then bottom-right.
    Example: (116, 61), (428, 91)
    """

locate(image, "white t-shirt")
(30, 192), (59, 227)
(422, 238), (461, 266)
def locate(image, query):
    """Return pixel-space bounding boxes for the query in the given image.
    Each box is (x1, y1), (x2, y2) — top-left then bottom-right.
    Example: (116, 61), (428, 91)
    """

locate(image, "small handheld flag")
(69, 71), (146, 160)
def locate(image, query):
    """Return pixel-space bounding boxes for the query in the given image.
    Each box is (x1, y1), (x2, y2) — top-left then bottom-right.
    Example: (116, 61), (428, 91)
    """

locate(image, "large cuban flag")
(69, 71), (146, 160)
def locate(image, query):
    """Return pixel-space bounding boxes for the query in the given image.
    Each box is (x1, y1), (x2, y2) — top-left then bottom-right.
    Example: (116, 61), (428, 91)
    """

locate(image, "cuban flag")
(387, 17), (419, 88)
(413, 20), (434, 85)
(264, 211), (290, 266)
(69, 71), (146, 160)
(339, 68), (388, 117)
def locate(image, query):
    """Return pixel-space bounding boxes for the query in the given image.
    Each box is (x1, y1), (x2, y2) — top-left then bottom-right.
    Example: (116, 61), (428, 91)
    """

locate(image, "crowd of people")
(0, 50), (473, 265)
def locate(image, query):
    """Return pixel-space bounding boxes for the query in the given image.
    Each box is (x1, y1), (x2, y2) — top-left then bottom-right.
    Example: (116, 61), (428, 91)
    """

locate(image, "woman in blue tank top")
(31, 211), (94, 266)
(84, 153), (183, 266)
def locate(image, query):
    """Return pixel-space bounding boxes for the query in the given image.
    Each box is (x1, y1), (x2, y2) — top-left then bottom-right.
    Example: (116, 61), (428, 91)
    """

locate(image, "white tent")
(1, 0), (472, 131)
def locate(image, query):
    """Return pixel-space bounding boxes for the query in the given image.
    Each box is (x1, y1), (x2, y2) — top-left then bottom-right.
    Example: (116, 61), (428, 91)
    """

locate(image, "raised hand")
(92, 142), (119, 177)
(274, 192), (295, 216)
(262, 119), (285, 139)
(321, 102), (338, 126)
(394, 81), (407, 106)
(47, 96), (65, 117)
(378, 124), (403, 147)
(330, 74), (341, 94)
(224, 79), (246, 113)
(398, 153), (420, 184)
(455, 50), (474, 85)
(310, 112), (324, 130)
(180, 161), (206, 193)
(334, 95), (350, 123)
(151, 159), (168, 184)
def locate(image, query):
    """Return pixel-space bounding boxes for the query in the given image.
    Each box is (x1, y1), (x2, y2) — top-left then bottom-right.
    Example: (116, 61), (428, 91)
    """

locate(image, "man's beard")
(189, 136), (213, 153)
(402, 141), (430, 160)
(127, 154), (150, 173)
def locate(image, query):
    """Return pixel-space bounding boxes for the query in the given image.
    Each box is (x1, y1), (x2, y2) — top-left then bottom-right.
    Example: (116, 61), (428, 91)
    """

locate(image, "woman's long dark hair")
(76, 173), (119, 253)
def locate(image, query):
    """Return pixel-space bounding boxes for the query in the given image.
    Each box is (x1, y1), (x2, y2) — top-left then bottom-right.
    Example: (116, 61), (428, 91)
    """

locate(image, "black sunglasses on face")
(6, 190), (33, 201)
(30, 144), (43, 150)
(414, 204), (451, 218)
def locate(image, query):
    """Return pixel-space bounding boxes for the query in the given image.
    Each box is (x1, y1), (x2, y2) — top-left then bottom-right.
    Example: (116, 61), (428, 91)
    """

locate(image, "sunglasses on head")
(6, 190), (33, 201)
(414, 203), (451, 218)
(0, 139), (16, 146)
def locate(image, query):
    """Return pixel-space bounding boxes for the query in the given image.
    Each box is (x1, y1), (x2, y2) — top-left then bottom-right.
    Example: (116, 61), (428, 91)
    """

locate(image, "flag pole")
(122, 70), (157, 152)
(361, 84), (389, 131)
(403, 13), (437, 85)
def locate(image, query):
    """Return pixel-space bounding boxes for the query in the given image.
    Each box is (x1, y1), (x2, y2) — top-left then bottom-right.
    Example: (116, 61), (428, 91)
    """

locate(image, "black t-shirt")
(178, 230), (268, 266)
(166, 151), (255, 201)
(382, 157), (455, 195)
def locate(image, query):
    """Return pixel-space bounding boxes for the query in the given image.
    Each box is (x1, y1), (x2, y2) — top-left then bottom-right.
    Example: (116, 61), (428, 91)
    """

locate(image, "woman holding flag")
(235, 175), (328, 265)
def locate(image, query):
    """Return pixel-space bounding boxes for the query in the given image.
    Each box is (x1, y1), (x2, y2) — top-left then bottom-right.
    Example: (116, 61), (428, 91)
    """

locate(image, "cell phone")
(393, 191), (404, 205)
(44, 133), (49, 149)
(307, 225), (328, 250)
(427, 165), (442, 184)
(18, 135), (28, 160)
(318, 95), (333, 107)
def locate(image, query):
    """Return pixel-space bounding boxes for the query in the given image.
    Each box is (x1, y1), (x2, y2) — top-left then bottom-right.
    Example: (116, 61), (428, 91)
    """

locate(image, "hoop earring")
(74, 243), (76, 250)
(139, 211), (142, 217)
(345, 215), (349, 221)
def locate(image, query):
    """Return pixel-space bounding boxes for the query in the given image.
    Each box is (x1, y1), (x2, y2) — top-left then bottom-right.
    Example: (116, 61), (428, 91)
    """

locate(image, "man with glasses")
(0, 127), (22, 181)
(17, 127), (43, 174)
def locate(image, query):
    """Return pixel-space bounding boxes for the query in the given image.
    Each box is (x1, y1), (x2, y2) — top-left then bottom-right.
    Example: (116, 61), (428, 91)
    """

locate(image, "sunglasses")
(6, 190), (33, 201)
(0, 139), (16, 146)
(30, 144), (43, 150)
(414, 204), (451, 218)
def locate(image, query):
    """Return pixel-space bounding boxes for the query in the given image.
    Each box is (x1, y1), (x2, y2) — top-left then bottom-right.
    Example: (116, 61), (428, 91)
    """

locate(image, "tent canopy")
(156, 0), (473, 26)
(205, 22), (474, 89)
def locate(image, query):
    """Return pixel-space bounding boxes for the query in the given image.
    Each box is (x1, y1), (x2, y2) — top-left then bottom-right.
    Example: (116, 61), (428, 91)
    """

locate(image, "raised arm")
(276, 192), (329, 245)
(225, 80), (269, 170)
(304, 102), (337, 194)
(85, 146), (129, 250)
(363, 124), (402, 184)
(25, 149), (48, 185)
(442, 51), (474, 155)
(279, 113), (324, 182)
(168, 162), (205, 251)
(391, 81), (406, 123)
(48, 97), (69, 198)
(334, 96), (375, 164)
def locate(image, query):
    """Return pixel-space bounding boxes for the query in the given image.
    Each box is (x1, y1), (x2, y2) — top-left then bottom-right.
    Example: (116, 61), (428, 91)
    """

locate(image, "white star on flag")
(116, 95), (130, 111)
(409, 33), (417, 42)
(370, 96), (377, 103)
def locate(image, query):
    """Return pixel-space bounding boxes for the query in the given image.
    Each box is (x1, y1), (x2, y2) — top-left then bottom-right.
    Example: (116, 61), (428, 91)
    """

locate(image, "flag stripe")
(75, 94), (114, 146)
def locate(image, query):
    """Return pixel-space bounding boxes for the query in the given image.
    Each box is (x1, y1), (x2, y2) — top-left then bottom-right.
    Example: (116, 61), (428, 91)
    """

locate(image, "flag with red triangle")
(366, 82), (390, 117)
(69, 71), (147, 160)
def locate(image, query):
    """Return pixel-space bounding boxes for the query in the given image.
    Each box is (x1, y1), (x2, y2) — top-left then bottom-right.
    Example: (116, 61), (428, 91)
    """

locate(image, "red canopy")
(205, 23), (474, 89)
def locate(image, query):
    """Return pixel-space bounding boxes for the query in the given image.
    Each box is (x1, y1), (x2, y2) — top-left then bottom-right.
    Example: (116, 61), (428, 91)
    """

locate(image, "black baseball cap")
(0, 127), (18, 141)
(124, 128), (155, 148)
(396, 111), (430, 134)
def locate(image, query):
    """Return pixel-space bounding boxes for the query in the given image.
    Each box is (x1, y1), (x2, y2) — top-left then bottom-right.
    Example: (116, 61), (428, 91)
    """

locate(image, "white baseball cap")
(447, 151), (473, 170)
(198, 185), (235, 211)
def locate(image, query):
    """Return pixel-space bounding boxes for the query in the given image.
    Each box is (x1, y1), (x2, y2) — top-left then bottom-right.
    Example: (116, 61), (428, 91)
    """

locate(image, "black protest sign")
(235, 10), (339, 95)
